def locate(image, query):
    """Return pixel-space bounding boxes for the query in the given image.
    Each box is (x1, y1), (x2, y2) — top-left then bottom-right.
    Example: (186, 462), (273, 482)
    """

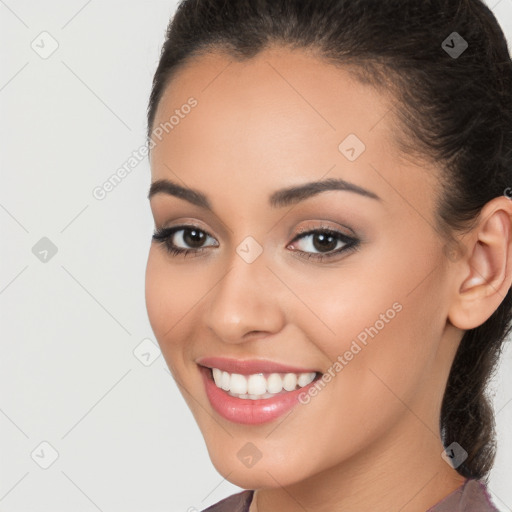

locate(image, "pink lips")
(196, 356), (318, 375)
(197, 357), (320, 425)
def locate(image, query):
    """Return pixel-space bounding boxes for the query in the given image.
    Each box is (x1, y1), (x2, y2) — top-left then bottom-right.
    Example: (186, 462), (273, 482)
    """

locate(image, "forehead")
(150, 45), (396, 164)
(149, 46), (438, 218)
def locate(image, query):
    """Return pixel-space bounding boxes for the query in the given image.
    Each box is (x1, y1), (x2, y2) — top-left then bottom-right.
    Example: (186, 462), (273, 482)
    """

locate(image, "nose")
(203, 246), (286, 344)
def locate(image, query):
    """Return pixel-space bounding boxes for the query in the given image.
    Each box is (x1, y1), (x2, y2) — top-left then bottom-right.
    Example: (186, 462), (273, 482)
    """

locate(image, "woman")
(144, 0), (512, 510)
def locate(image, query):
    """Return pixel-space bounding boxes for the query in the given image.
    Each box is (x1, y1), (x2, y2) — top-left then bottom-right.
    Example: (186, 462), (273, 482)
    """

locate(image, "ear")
(448, 195), (512, 330)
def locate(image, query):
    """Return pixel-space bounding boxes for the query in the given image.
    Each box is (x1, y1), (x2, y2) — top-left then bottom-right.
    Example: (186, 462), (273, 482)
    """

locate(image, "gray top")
(202, 479), (501, 512)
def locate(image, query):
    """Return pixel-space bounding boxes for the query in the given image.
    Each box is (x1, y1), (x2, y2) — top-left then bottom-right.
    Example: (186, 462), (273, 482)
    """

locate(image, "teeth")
(247, 374), (267, 395)
(221, 371), (230, 391)
(267, 373), (283, 394)
(230, 373), (248, 394)
(297, 372), (314, 387)
(212, 368), (222, 388)
(210, 368), (317, 399)
(283, 373), (297, 391)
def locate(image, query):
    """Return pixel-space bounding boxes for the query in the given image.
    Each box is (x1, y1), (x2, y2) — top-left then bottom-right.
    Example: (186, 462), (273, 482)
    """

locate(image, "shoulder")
(428, 479), (501, 512)
(201, 490), (254, 512)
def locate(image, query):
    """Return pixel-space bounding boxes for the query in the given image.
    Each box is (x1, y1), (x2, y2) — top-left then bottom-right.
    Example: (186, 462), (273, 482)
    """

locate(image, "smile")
(197, 357), (323, 424)
(211, 368), (318, 399)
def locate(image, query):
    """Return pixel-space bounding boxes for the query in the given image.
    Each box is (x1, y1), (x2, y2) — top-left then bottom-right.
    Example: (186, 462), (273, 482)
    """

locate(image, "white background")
(1, 1), (511, 511)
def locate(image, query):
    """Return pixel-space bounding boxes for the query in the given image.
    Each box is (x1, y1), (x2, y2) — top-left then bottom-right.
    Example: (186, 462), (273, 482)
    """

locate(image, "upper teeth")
(211, 368), (317, 399)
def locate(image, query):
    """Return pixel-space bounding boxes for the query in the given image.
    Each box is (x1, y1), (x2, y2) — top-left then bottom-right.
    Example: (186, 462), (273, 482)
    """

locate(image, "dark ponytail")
(147, 0), (512, 479)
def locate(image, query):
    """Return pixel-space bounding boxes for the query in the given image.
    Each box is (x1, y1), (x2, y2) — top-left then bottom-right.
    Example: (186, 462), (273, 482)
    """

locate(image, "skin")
(145, 46), (512, 512)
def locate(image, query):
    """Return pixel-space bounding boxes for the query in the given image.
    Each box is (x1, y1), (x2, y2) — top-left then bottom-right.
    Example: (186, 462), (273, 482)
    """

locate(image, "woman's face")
(145, 47), (461, 488)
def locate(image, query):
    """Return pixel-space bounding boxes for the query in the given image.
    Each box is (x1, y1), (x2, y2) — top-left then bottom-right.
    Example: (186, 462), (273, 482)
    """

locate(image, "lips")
(196, 357), (322, 424)
(196, 356), (319, 375)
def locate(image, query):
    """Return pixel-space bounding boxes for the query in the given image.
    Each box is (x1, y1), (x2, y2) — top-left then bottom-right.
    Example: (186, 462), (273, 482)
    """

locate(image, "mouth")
(204, 366), (322, 399)
(197, 357), (323, 424)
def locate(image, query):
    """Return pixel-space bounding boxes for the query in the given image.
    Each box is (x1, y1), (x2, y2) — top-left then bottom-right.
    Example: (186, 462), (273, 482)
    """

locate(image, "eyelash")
(151, 224), (360, 262)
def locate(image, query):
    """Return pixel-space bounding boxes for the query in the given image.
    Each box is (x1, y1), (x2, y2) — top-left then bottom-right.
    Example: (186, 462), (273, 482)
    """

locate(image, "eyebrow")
(147, 177), (381, 210)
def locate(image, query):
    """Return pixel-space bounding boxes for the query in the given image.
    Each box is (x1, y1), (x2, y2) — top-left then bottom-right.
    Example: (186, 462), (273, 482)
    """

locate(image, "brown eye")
(152, 225), (218, 257)
(289, 229), (359, 261)
(181, 228), (208, 248)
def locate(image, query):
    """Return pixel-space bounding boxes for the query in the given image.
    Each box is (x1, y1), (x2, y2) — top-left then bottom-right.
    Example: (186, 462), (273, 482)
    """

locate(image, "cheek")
(313, 228), (444, 354)
(293, 237), (446, 415)
(145, 251), (191, 383)
(144, 248), (190, 354)
(145, 248), (220, 375)
(145, 248), (168, 337)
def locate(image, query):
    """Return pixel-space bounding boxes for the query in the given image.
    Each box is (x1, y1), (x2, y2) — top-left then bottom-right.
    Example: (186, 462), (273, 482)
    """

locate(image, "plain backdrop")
(1, 1), (511, 511)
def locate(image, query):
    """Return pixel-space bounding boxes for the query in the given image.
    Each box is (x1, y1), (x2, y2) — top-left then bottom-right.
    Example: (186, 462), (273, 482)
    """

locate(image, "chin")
(207, 447), (311, 489)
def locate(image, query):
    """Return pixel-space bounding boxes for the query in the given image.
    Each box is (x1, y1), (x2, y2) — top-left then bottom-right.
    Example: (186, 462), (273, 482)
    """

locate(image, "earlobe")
(448, 198), (512, 330)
